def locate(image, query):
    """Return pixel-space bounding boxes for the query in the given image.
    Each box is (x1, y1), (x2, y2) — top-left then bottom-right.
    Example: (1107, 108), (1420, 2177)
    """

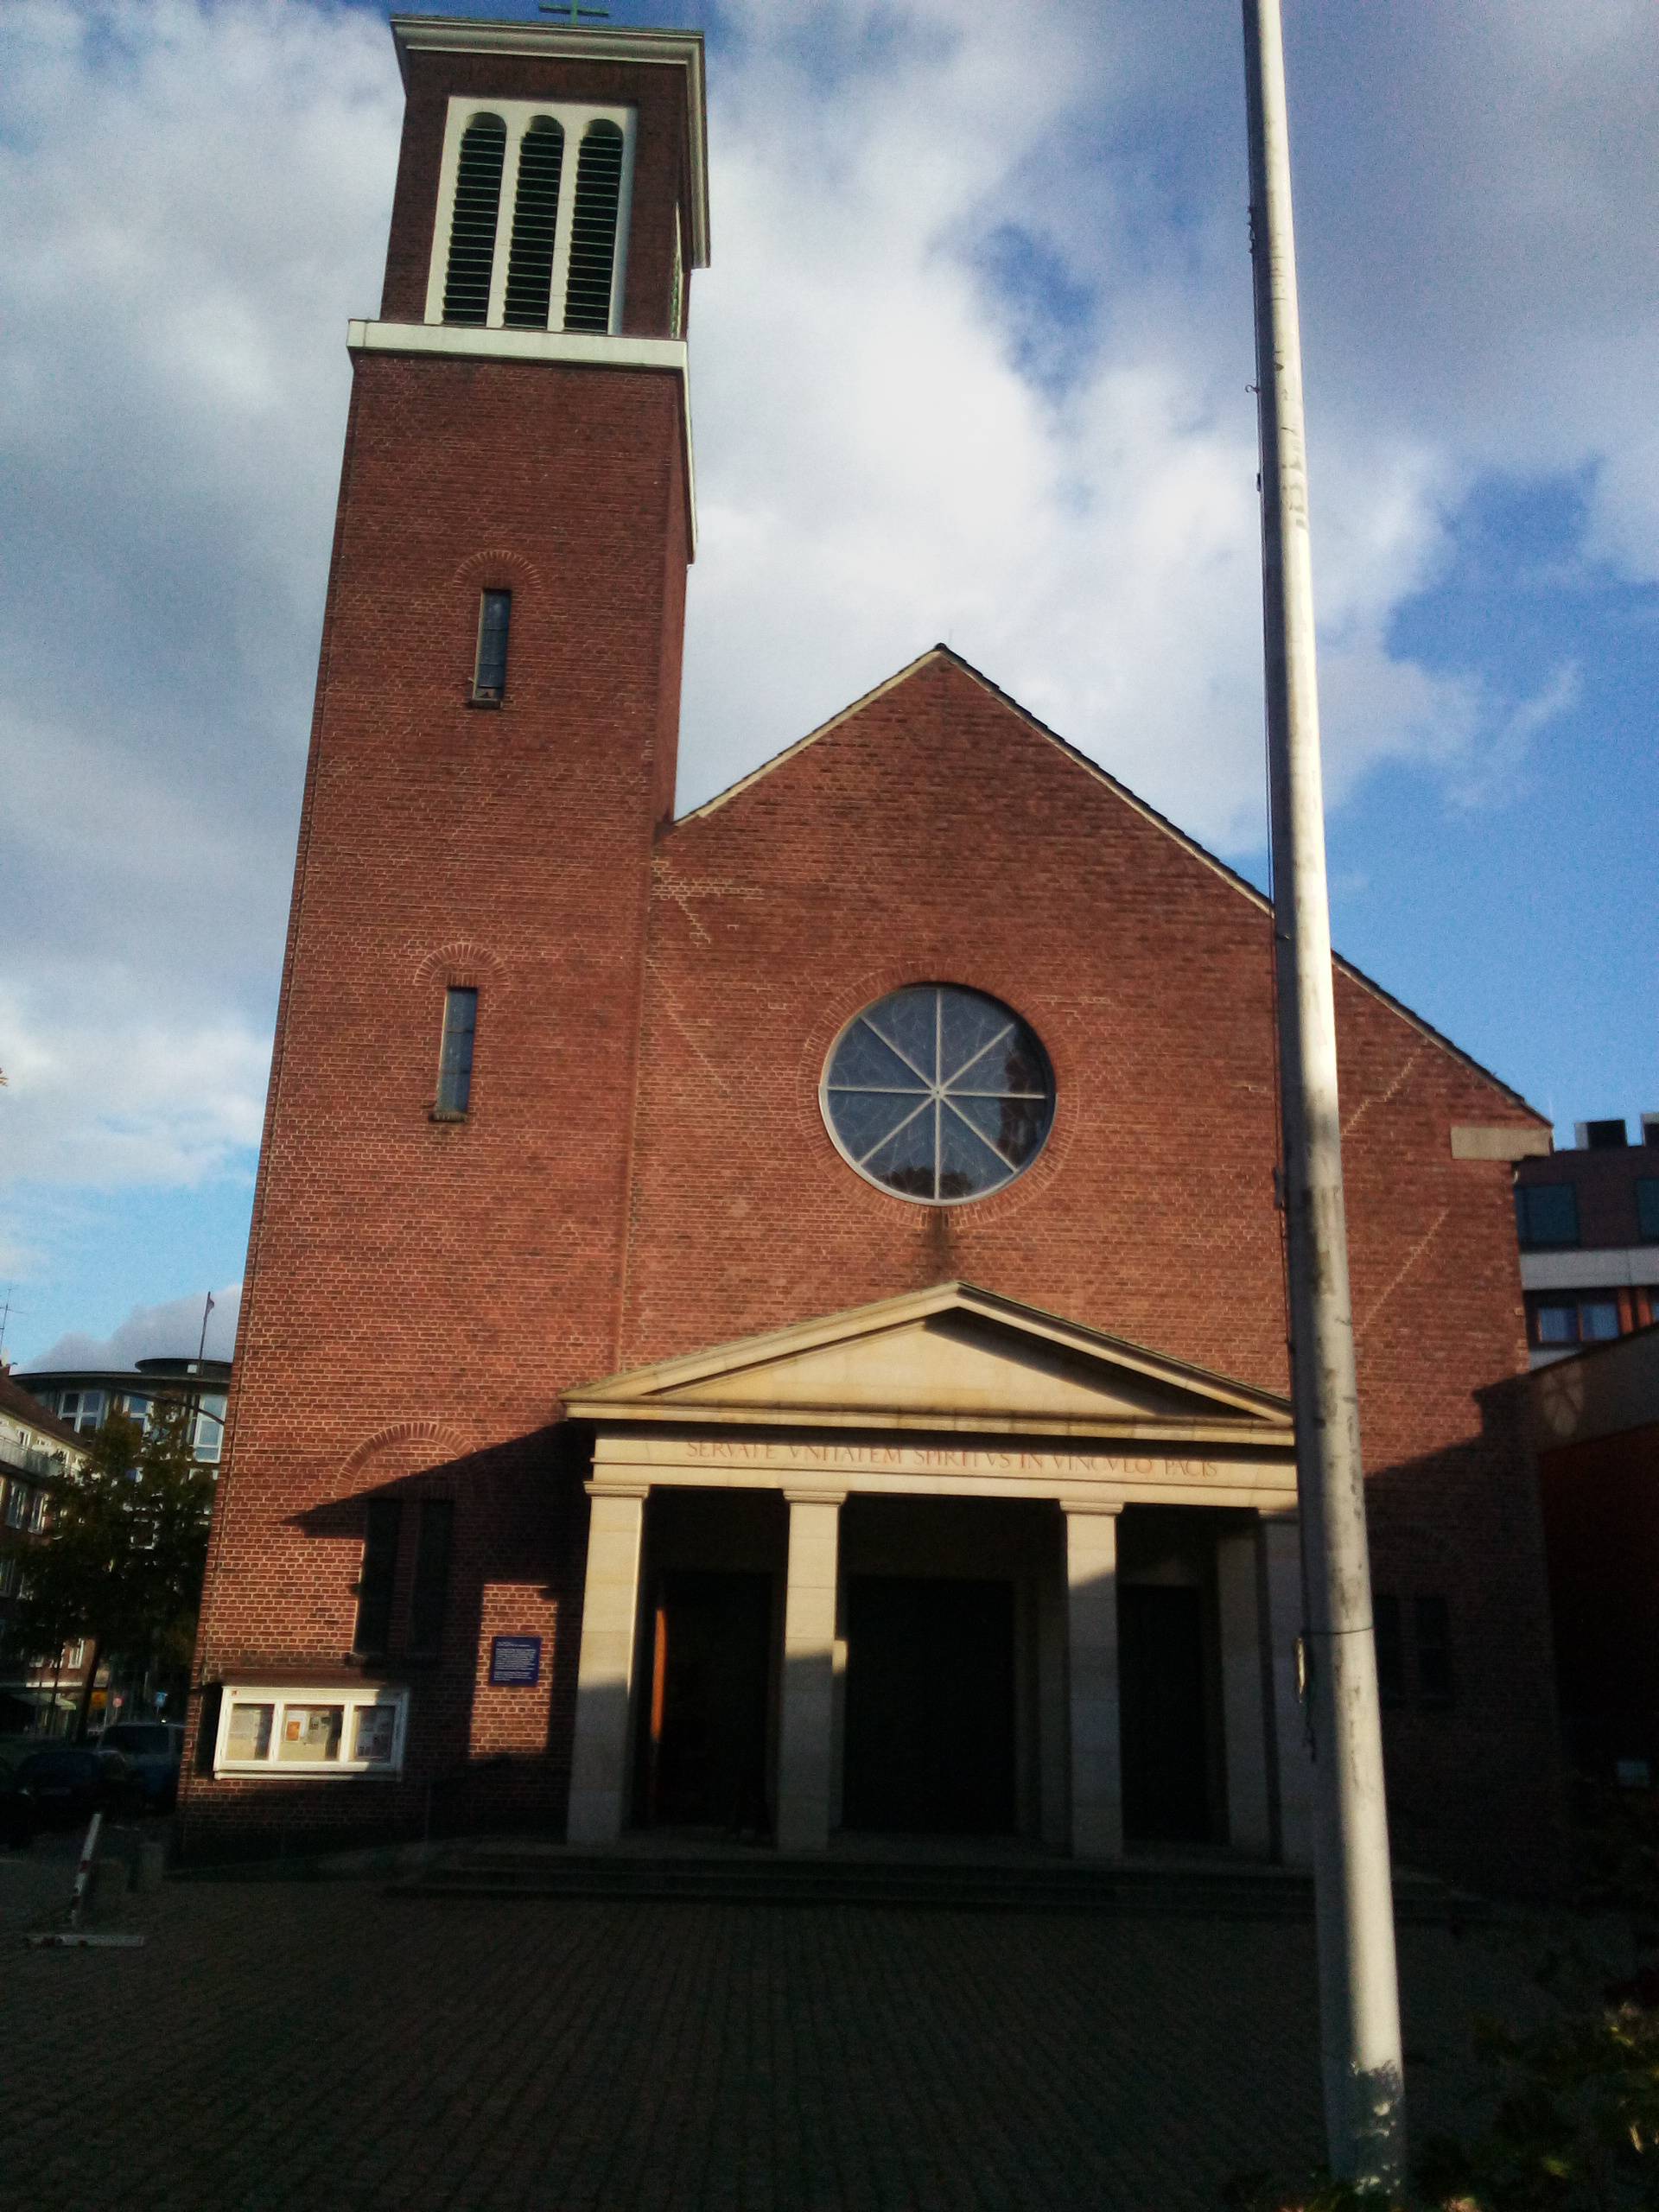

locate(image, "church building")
(180, 15), (1564, 1892)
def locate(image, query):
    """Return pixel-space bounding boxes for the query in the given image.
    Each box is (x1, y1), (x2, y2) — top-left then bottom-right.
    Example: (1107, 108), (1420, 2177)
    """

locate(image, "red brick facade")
(181, 25), (1565, 1891)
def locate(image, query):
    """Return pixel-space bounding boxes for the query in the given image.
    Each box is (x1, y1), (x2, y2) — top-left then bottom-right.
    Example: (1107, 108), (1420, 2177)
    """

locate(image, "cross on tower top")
(537, 1), (613, 23)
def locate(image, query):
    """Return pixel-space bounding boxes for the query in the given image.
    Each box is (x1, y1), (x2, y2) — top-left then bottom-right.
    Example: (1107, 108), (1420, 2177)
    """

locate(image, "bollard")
(68, 1811), (103, 1929)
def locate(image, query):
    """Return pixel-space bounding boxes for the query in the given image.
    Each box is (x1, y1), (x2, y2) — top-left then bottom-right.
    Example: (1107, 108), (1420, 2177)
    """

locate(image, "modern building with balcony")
(0, 1370), (87, 1733)
(1514, 1114), (1659, 1367)
(13, 1354), (232, 1465)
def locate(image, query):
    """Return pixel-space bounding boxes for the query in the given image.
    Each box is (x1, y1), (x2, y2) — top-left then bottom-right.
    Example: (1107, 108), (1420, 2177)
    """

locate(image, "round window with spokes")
(821, 984), (1054, 1204)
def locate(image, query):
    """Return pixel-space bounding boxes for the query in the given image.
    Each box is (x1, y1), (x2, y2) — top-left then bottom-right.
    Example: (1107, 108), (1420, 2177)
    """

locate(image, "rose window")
(821, 984), (1054, 1204)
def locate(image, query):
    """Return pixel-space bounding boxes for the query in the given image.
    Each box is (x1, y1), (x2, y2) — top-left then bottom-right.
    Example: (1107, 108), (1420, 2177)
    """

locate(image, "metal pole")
(1240, 0), (1407, 2188)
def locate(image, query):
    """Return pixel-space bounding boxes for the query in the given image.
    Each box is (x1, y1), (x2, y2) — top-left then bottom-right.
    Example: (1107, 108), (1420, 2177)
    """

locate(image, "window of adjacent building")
(353, 1499), (402, 1656)
(1583, 1118), (1628, 1150)
(3, 1481), (23, 1529)
(1637, 1178), (1659, 1243)
(0, 1556), (15, 1598)
(1533, 1297), (1622, 1347)
(408, 1499), (454, 1656)
(474, 590), (511, 702)
(1515, 1183), (1580, 1249)
(56, 1389), (105, 1434)
(431, 100), (634, 337)
(436, 988), (479, 1116)
(822, 984), (1055, 1204)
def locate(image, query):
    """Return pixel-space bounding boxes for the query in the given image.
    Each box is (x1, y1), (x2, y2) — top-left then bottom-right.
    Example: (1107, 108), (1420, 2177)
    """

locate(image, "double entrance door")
(639, 1568), (1019, 1838)
(638, 1549), (1217, 1846)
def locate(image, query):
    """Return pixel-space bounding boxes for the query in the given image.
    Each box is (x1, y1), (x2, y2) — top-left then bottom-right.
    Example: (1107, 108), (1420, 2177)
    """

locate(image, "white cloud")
(0, 976), (268, 1192)
(1, 0), (1654, 1309)
(29, 1281), (242, 1374)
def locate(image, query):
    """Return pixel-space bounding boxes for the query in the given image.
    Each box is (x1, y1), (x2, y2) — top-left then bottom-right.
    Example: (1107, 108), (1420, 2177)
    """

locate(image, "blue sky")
(1, 0), (1655, 1369)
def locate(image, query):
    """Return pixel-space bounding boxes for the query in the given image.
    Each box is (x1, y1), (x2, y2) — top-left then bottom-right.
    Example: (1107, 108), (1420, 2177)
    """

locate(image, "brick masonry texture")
(181, 40), (1567, 1894)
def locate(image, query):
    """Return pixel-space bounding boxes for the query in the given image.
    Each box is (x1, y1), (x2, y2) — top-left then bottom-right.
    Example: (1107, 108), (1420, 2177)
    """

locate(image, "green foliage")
(1414, 1995), (1659, 2209)
(1225, 1975), (1659, 2211)
(0, 1402), (214, 1688)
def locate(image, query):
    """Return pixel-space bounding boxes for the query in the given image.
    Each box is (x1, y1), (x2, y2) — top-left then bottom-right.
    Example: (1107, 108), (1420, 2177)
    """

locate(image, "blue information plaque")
(489, 1635), (543, 1687)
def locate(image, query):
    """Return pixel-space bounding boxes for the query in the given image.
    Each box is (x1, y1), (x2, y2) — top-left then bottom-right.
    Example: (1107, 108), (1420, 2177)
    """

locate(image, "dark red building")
(181, 14), (1565, 1892)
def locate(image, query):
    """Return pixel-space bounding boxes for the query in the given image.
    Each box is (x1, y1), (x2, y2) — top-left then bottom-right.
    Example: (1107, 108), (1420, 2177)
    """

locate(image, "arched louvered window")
(442, 113), (507, 326)
(502, 118), (565, 329)
(563, 120), (626, 334)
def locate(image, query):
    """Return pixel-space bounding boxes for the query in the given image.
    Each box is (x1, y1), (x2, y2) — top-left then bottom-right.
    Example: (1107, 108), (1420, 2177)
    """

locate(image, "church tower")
(181, 17), (709, 1847)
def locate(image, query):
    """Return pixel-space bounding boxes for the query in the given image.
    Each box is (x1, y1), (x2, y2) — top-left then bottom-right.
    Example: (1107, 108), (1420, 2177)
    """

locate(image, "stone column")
(1063, 1499), (1125, 1859)
(1259, 1510), (1315, 1866)
(777, 1491), (844, 1853)
(1216, 1523), (1273, 1855)
(566, 1484), (647, 1847)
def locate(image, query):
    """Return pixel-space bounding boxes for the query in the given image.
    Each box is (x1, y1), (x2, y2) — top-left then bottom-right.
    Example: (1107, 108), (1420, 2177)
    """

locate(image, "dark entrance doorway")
(842, 1575), (1016, 1834)
(1119, 1583), (1211, 1843)
(643, 1570), (772, 1831)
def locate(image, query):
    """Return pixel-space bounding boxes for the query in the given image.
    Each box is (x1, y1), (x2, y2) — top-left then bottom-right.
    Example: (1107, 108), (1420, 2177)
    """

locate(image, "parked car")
(10, 1745), (144, 1826)
(94, 1721), (184, 1809)
(0, 1761), (35, 1849)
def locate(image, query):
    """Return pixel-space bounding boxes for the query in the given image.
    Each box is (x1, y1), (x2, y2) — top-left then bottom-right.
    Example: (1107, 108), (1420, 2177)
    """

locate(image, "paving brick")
(0, 1871), (1594, 2211)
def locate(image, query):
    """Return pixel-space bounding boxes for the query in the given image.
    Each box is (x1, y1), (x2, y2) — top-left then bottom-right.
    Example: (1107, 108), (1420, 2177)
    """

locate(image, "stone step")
(391, 1850), (1482, 1923)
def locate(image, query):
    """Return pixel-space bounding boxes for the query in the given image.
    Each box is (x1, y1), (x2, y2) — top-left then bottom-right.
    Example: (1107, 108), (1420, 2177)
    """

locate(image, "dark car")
(0, 1761), (35, 1849)
(95, 1721), (184, 1809)
(10, 1745), (144, 1826)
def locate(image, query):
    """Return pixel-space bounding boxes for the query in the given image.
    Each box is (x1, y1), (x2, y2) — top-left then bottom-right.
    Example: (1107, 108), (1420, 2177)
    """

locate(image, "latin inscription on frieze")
(677, 1438), (1239, 1483)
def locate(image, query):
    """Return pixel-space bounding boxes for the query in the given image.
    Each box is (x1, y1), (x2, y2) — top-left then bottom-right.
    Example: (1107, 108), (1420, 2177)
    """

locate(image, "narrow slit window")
(474, 589), (511, 701)
(503, 119), (565, 327)
(1373, 1593), (1404, 1707)
(437, 987), (478, 1116)
(442, 113), (507, 326)
(409, 1500), (455, 1655)
(1413, 1595), (1453, 1707)
(563, 120), (626, 333)
(353, 1499), (402, 1656)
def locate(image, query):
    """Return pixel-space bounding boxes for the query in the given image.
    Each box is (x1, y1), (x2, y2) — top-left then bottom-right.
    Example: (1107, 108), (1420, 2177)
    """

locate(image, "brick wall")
(619, 652), (1565, 1891)
(181, 336), (687, 1852)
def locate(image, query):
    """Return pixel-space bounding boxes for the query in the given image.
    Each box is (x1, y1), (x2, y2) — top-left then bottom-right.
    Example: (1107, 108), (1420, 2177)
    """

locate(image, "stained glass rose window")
(822, 985), (1053, 1203)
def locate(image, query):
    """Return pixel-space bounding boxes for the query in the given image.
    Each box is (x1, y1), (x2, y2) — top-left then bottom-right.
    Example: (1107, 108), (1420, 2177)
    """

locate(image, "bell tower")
(182, 16), (709, 1849)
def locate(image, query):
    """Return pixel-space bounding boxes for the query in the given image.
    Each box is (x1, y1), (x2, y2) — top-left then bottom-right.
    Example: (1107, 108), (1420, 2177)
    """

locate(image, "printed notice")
(490, 1635), (542, 1688)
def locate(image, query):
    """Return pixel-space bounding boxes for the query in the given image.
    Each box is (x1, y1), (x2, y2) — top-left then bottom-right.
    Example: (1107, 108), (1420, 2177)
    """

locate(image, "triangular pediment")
(566, 1282), (1293, 1446)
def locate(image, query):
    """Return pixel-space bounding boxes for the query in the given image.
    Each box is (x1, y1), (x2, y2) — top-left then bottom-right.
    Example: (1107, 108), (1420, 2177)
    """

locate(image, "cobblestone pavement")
(0, 1840), (1587, 2212)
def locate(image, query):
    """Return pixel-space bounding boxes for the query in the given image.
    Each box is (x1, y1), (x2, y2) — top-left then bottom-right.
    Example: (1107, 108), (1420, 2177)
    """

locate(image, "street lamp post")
(1241, 0), (1408, 2187)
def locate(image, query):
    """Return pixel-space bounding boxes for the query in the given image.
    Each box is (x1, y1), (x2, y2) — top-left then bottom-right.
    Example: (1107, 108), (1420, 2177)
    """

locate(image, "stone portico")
(563, 1282), (1309, 1862)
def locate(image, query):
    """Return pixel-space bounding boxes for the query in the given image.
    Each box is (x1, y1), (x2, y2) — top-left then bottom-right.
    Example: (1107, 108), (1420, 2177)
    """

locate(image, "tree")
(0, 1402), (214, 1734)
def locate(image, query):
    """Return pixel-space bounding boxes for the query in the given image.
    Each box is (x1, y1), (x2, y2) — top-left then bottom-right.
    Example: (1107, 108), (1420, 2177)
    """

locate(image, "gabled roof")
(566, 1280), (1294, 1447)
(0, 1370), (82, 1454)
(675, 645), (1543, 1120)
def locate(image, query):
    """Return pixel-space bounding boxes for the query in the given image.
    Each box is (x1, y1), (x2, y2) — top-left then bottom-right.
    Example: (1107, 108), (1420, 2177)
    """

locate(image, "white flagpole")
(1240, 0), (1407, 2187)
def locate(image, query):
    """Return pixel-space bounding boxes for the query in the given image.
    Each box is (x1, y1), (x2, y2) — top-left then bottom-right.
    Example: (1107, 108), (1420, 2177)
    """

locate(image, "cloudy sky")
(2, 0), (1655, 1370)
